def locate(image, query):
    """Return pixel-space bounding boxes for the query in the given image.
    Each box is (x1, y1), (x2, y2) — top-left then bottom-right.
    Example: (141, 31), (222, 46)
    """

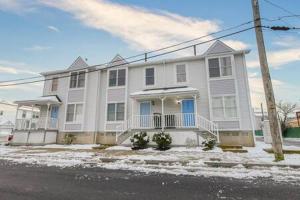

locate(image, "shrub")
(152, 132), (172, 150)
(202, 137), (216, 151)
(64, 134), (76, 145)
(130, 132), (149, 150)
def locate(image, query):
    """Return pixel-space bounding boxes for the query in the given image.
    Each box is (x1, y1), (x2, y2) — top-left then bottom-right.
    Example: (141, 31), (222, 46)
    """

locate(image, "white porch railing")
(131, 113), (197, 129)
(15, 118), (58, 130)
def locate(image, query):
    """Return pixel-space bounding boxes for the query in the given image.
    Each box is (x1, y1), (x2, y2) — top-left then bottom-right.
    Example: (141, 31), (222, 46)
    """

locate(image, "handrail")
(197, 115), (219, 141)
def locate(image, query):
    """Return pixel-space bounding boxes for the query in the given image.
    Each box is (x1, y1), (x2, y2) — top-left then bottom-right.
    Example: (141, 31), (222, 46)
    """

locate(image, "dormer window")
(70, 71), (85, 88)
(109, 69), (126, 87)
(208, 56), (232, 78)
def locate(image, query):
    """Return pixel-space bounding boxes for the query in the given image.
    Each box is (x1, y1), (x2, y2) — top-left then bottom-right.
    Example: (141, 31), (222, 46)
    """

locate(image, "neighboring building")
(12, 40), (255, 146)
(0, 101), (39, 137)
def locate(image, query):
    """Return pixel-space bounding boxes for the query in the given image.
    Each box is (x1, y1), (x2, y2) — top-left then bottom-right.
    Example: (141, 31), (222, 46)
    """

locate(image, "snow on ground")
(32, 144), (99, 150)
(1, 142), (300, 183)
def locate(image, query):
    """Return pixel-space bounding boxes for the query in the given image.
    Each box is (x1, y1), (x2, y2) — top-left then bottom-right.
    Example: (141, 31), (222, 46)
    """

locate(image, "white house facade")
(12, 41), (255, 146)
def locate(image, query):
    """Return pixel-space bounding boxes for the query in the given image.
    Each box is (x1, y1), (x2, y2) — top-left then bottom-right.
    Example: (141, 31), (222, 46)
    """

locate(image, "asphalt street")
(0, 160), (299, 200)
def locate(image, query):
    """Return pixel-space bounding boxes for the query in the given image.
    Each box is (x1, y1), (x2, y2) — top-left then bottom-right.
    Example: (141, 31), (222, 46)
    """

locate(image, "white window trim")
(174, 63), (189, 85)
(65, 103), (84, 124)
(107, 68), (126, 88)
(211, 95), (239, 121)
(208, 55), (234, 80)
(69, 70), (86, 90)
(144, 66), (156, 88)
(106, 102), (125, 122)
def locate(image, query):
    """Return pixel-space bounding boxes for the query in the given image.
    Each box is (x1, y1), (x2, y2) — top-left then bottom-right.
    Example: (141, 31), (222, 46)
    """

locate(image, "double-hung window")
(70, 71), (85, 88)
(66, 104), (83, 122)
(109, 69), (126, 87)
(145, 68), (155, 86)
(107, 103), (125, 121)
(212, 96), (237, 119)
(208, 56), (232, 78)
(51, 77), (58, 92)
(176, 64), (187, 83)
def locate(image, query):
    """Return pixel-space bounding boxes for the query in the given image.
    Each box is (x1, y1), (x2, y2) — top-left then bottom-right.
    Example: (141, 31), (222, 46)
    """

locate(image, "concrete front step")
(218, 145), (243, 149)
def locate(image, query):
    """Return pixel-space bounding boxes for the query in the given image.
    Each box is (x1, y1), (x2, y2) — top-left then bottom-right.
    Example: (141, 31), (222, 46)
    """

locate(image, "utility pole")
(251, 0), (284, 161)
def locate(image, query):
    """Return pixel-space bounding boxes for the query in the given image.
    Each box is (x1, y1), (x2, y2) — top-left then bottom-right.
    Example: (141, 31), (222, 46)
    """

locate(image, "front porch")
(130, 86), (199, 130)
(14, 96), (61, 131)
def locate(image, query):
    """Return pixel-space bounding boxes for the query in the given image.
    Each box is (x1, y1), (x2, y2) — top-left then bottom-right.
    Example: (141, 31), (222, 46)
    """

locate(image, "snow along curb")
(99, 158), (300, 169)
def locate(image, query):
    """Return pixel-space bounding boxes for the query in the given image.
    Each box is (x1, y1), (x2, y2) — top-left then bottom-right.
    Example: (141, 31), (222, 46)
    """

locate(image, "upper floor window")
(22, 111), (27, 118)
(66, 103), (83, 122)
(176, 64), (187, 83)
(51, 77), (58, 92)
(145, 68), (155, 86)
(208, 56), (232, 78)
(212, 96), (237, 119)
(109, 69), (126, 87)
(107, 103), (125, 121)
(0, 111), (3, 116)
(70, 71), (85, 88)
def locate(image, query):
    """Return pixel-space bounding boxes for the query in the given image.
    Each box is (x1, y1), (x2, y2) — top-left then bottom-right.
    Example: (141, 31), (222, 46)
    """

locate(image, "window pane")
(224, 96), (237, 118)
(70, 73), (77, 88)
(66, 104), (75, 122)
(77, 71), (85, 88)
(75, 104), (83, 122)
(116, 103), (125, 120)
(208, 58), (220, 78)
(51, 78), (58, 91)
(145, 68), (154, 85)
(212, 97), (224, 118)
(220, 57), (232, 76)
(176, 65), (186, 83)
(107, 104), (116, 121)
(117, 69), (126, 86)
(109, 70), (117, 87)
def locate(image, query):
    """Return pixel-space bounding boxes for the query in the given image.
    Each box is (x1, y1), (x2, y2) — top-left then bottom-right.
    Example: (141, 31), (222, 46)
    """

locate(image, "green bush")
(152, 132), (172, 150)
(130, 132), (149, 150)
(202, 137), (216, 151)
(63, 134), (76, 145)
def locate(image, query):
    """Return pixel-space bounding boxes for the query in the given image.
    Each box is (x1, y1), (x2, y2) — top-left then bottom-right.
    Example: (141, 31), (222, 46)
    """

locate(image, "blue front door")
(50, 106), (59, 128)
(140, 102), (151, 127)
(182, 99), (195, 127)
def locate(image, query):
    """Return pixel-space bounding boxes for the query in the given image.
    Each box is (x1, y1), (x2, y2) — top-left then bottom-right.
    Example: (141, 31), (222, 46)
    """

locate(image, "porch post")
(45, 104), (50, 129)
(193, 95), (198, 127)
(161, 97), (165, 131)
(29, 105), (34, 130)
(131, 98), (134, 129)
(14, 105), (20, 130)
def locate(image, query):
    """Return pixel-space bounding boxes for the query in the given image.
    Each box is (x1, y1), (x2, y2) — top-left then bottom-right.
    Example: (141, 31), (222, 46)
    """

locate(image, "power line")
(263, 0), (300, 18)
(0, 26), (256, 88)
(0, 19), (257, 84)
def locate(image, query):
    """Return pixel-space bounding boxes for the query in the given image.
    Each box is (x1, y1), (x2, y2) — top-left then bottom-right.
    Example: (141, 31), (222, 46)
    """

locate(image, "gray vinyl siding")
(107, 88), (126, 102)
(210, 79), (236, 95)
(68, 89), (84, 102)
(217, 121), (240, 129)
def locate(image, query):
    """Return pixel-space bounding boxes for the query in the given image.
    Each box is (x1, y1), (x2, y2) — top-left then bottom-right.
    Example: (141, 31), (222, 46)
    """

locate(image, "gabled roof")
(204, 40), (235, 55)
(14, 95), (62, 106)
(68, 56), (89, 70)
(107, 54), (128, 68)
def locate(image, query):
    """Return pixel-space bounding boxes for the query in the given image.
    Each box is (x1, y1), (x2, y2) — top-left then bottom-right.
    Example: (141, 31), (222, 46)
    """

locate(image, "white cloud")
(0, 60), (39, 75)
(24, 45), (52, 51)
(0, 0), (36, 12)
(36, 0), (246, 54)
(47, 25), (60, 32)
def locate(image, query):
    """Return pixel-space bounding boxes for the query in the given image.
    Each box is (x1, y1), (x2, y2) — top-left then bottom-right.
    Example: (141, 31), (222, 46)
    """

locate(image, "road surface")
(0, 160), (299, 200)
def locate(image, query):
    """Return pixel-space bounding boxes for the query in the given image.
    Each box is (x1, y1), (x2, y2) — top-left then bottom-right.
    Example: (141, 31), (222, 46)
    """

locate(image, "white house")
(12, 41), (255, 146)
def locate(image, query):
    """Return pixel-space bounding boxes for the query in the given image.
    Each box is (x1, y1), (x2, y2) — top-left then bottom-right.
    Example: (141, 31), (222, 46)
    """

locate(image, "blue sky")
(0, 0), (300, 109)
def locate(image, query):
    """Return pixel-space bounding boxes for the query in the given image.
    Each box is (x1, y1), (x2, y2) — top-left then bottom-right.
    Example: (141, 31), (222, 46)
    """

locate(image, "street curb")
(99, 158), (300, 169)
